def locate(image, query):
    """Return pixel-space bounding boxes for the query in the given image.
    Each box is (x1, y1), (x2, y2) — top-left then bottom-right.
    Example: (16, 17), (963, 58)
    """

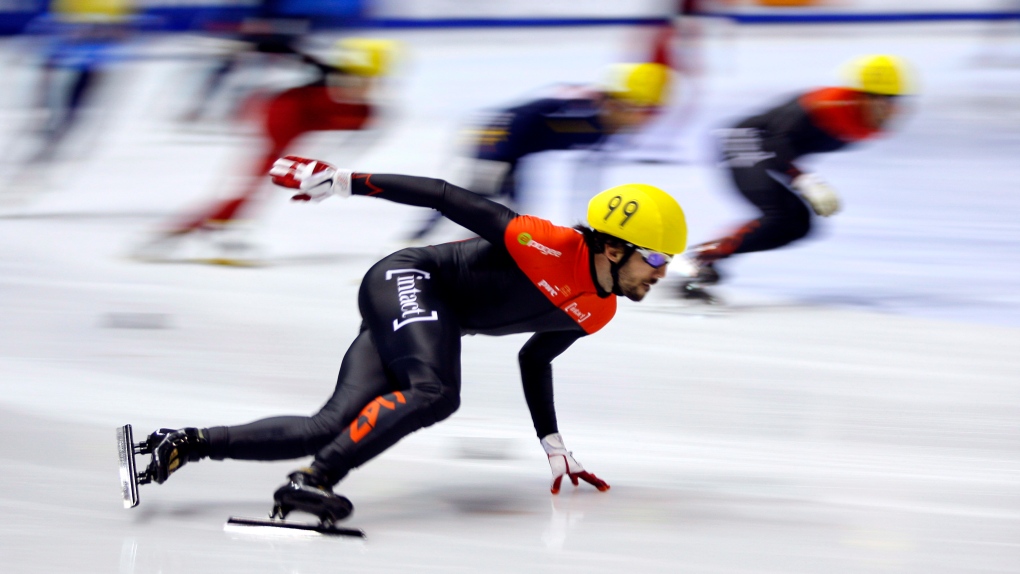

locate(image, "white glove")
(540, 433), (610, 494)
(268, 155), (353, 202)
(791, 173), (841, 217)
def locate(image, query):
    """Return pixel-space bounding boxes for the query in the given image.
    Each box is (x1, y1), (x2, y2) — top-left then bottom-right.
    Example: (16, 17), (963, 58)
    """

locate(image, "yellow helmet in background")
(51, 0), (133, 22)
(587, 184), (687, 255)
(335, 38), (400, 77)
(844, 54), (912, 96)
(603, 62), (672, 107)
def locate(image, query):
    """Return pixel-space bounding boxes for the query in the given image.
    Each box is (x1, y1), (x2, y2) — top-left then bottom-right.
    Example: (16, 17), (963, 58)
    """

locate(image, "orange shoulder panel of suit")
(504, 215), (617, 334)
(799, 87), (880, 142)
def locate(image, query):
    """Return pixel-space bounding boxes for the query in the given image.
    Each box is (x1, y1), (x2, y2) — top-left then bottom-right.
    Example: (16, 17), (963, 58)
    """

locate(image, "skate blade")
(676, 284), (725, 308)
(648, 301), (727, 316)
(197, 257), (264, 268)
(129, 253), (266, 267)
(116, 425), (140, 508)
(635, 291), (727, 316)
(225, 517), (365, 538)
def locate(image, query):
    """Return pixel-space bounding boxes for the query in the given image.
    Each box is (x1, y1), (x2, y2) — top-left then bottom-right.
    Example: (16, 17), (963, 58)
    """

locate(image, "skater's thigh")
(315, 328), (394, 426)
(357, 252), (462, 387)
(730, 166), (800, 214)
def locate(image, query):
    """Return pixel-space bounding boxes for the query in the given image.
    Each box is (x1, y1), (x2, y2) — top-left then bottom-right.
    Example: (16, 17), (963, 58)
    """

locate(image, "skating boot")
(129, 229), (192, 263)
(201, 223), (265, 267)
(131, 225), (263, 267)
(143, 427), (210, 484)
(677, 248), (722, 304)
(272, 467), (353, 526)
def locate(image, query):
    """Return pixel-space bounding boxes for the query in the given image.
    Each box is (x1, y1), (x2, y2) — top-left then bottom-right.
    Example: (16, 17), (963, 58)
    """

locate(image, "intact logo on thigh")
(385, 268), (439, 331)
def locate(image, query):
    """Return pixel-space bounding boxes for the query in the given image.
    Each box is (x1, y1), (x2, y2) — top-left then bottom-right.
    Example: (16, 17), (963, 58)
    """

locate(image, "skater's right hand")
(541, 433), (610, 494)
(269, 156), (352, 202)
(791, 173), (841, 217)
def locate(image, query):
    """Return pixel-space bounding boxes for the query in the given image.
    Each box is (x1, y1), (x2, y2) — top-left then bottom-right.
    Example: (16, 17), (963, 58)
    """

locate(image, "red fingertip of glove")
(551, 476), (563, 494)
(291, 193), (311, 201)
(576, 471), (610, 492)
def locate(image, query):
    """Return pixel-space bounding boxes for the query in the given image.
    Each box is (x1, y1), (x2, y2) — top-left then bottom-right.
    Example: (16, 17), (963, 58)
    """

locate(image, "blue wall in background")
(0, 0), (366, 35)
(1, 1), (1018, 36)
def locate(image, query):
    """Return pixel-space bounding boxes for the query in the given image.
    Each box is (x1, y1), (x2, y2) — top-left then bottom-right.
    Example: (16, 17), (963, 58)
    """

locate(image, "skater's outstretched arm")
(517, 330), (583, 438)
(518, 330), (610, 494)
(269, 156), (517, 246)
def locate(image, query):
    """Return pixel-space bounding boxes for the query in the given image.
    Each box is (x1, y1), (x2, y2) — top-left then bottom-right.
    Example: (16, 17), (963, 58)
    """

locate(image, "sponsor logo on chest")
(517, 233), (562, 257)
(385, 268), (440, 331)
(537, 279), (560, 298)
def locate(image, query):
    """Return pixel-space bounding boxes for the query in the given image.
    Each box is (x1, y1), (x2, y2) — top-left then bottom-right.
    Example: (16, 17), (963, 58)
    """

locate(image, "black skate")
(676, 249), (723, 305)
(116, 424), (150, 508)
(225, 515), (365, 538)
(116, 424), (209, 508)
(131, 227), (264, 267)
(226, 468), (364, 538)
(679, 282), (721, 305)
(272, 468), (353, 525)
(145, 427), (209, 484)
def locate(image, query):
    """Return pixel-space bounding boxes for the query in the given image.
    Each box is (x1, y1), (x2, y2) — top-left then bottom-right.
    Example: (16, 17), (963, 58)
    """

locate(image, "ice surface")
(1, 22), (1018, 574)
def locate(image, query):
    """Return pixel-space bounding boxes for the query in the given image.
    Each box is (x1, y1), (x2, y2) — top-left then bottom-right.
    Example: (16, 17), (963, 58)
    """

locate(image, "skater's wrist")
(540, 433), (567, 455)
(332, 169), (353, 197)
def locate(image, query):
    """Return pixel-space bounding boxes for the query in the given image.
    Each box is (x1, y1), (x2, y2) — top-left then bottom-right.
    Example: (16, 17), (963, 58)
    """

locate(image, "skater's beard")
(616, 260), (663, 302)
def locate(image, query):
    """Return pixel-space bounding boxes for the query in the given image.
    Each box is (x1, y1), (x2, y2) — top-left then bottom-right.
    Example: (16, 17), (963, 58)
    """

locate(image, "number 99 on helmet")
(587, 184), (687, 255)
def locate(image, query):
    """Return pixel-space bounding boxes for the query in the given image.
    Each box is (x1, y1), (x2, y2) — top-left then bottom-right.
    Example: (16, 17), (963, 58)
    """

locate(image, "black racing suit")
(471, 95), (608, 200)
(204, 174), (617, 484)
(408, 94), (608, 240)
(713, 87), (873, 256)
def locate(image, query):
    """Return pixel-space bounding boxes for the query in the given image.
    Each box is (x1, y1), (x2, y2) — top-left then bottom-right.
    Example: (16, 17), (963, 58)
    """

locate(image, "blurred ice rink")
(1, 17), (1019, 574)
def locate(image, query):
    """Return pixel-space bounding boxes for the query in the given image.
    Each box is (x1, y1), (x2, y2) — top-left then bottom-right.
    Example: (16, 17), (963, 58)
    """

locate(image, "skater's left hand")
(792, 173), (841, 217)
(541, 433), (610, 494)
(269, 156), (352, 202)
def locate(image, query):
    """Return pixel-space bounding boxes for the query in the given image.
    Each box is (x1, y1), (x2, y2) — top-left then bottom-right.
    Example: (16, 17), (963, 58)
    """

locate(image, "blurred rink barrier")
(1, 0), (1019, 37)
(1, 0), (1015, 212)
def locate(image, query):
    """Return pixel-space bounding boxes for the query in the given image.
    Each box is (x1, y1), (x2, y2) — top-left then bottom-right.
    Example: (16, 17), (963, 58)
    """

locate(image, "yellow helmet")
(587, 184), (687, 255)
(335, 38), (400, 77)
(603, 63), (672, 107)
(51, 0), (133, 22)
(844, 54), (912, 96)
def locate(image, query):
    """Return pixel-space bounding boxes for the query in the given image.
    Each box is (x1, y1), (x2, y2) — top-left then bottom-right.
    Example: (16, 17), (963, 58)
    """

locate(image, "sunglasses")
(633, 246), (673, 269)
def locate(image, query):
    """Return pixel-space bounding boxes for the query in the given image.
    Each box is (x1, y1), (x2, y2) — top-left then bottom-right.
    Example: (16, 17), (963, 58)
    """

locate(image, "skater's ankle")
(308, 463), (345, 487)
(188, 428), (212, 461)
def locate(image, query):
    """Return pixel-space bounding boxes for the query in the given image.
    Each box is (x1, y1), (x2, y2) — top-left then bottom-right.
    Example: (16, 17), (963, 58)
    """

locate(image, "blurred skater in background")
(679, 54), (913, 303)
(406, 61), (673, 243)
(177, 0), (314, 125)
(620, 0), (718, 164)
(134, 37), (399, 265)
(1, 0), (140, 203)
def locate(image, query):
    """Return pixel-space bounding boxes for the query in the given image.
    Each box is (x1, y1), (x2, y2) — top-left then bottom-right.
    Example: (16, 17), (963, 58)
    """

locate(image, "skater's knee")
(389, 357), (461, 427)
(778, 209), (812, 243)
(407, 377), (461, 427)
(755, 208), (811, 249)
(770, 219), (810, 245)
(307, 411), (351, 443)
(424, 393), (460, 427)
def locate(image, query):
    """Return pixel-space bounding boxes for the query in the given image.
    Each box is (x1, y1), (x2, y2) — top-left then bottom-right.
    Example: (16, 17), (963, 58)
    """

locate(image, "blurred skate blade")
(102, 312), (172, 330)
(451, 436), (517, 461)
